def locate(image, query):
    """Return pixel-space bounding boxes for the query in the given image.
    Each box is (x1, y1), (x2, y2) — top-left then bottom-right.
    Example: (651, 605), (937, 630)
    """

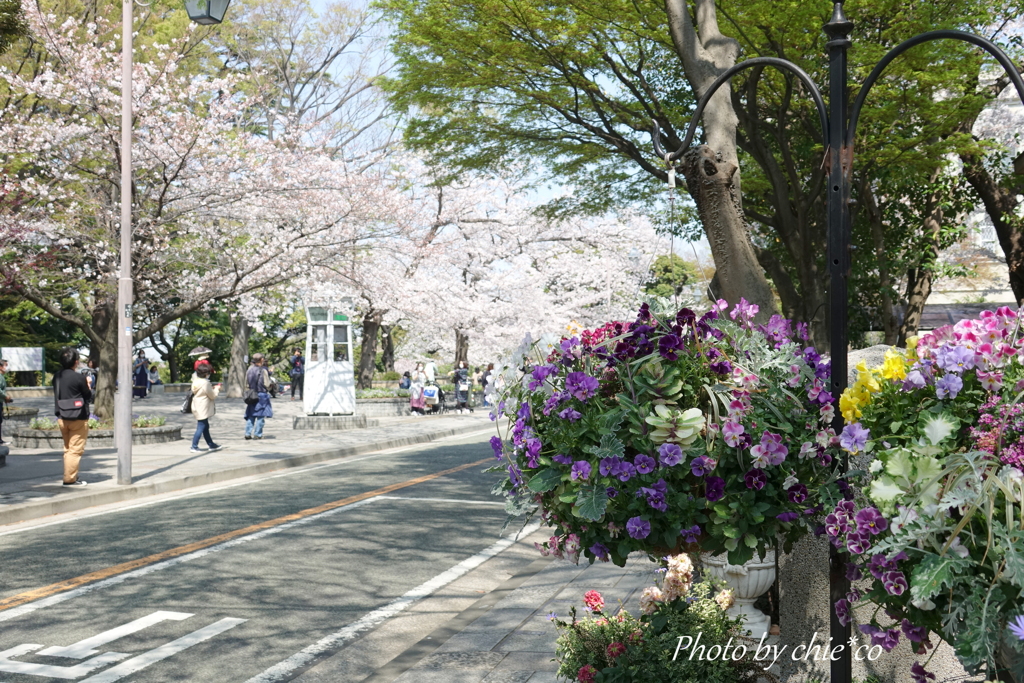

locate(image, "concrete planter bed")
(12, 425), (181, 449)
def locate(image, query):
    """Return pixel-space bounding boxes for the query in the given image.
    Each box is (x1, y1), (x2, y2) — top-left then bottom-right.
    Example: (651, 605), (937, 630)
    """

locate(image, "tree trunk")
(381, 325), (396, 373)
(897, 178), (945, 345)
(225, 313), (250, 398)
(91, 302), (117, 418)
(663, 0), (778, 321)
(149, 326), (181, 383)
(454, 329), (469, 368)
(960, 150), (1024, 304)
(680, 146), (777, 321)
(357, 309), (382, 390)
(861, 182), (898, 345)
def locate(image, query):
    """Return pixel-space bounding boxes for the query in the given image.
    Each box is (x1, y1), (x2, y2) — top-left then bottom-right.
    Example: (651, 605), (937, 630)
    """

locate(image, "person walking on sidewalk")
(244, 353), (273, 440)
(409, 362), (427, 416)
(52, 347), (92, 487)
(0, 358), (11, 444)
(289, 348), (305, 401)
(190, 364), (225, 454)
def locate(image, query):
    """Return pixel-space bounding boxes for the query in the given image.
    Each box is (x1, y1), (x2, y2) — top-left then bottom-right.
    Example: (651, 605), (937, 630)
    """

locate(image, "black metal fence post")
(824, 2), (854, 681)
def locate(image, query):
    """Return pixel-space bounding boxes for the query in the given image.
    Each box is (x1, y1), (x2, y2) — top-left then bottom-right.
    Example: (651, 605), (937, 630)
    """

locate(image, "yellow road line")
(0, 457), (493, 613)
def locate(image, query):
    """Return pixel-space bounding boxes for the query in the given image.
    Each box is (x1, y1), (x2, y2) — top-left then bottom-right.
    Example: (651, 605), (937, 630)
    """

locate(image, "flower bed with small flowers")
(553, 554), (771, 682)
(829, 306), (1024, 682)
(491, 301), (840, 568)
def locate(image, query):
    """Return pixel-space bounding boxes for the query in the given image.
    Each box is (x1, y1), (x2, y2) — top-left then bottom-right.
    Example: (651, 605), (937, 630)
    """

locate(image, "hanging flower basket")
(826, 306), (1024, 682)
(491, 300), (842, 568)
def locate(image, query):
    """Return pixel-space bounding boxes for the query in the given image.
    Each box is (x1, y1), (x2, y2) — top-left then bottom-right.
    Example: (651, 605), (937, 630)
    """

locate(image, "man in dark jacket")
(289, 348), (305, 401)
(52, 347), (92, 487)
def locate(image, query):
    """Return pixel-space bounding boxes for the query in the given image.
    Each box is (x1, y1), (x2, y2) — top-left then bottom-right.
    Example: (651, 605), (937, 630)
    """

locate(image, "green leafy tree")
(643, 253), (697, 300)
(379, 0), (1021, 346)
(0, 0), (26, 57)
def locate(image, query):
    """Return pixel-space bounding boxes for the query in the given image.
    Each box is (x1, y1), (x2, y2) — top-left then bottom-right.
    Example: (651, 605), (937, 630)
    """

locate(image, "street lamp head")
(185, 0), (229, 24)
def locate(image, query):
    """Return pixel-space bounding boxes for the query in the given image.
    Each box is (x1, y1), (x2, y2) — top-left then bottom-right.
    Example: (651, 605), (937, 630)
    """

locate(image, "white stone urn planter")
(702, 549), (776, 639)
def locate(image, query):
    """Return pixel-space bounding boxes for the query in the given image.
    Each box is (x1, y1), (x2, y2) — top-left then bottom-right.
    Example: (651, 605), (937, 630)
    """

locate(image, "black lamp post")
(184, 0), (230, 25)
(653, 1), (1024, 680)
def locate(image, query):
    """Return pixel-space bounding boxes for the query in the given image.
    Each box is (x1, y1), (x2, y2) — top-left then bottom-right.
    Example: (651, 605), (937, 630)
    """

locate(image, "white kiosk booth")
(303, 305), (356, 415)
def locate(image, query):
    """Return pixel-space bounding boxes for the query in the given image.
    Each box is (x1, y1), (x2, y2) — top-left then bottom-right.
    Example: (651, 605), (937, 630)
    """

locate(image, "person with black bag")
(52, 347), (92, 487)
(243, 353), (273, 440)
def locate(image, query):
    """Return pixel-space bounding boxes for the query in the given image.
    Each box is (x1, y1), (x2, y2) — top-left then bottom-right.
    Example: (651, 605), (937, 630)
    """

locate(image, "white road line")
(376, 496), (505, 506)
(244, 521), (542, 683)
(0, 497), (379, 624)
(0, 645), (128, 680)
(77, 618), (246, 683)
(39, 611), (193, 659)
(0, 428), (494, 538)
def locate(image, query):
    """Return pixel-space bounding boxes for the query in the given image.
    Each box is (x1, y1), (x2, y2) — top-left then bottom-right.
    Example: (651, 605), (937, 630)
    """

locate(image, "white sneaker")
(189, 447), (203, 453)
(208, 445), (225, 452)
(62, 480), (87, 487)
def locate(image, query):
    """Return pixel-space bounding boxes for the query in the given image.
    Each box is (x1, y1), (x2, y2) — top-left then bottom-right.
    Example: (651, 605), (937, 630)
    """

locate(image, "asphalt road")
(0, 432), (516, 682)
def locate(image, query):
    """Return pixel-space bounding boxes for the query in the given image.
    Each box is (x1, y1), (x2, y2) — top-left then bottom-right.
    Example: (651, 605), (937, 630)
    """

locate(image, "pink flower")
(977, 370), (1003, 391)
(722, 421), (745, 447)
(606, 641), (626, 659)
(583, 590), (605, 613)
(578, 664), (598, 683)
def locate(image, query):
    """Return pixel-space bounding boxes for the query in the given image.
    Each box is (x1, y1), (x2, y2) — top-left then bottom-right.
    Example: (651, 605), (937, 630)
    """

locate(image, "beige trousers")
(58, 418), (88, 484)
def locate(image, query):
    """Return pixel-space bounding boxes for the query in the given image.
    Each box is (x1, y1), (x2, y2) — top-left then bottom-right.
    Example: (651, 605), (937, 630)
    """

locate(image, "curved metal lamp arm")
(848, 29), (1024, 144)
(652, 57), (830, 163)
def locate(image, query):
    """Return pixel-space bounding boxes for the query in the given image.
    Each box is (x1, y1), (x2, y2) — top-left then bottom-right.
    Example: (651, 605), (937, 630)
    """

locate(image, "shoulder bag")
(55, 373), (86, 420)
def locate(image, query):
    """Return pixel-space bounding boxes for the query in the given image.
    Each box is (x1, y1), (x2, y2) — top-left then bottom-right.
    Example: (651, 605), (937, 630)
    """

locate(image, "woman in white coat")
(190, 364), (225, 453)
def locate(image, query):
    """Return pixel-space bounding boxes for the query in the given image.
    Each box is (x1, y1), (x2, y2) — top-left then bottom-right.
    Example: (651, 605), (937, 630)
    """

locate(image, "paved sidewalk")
(0, 392), (493, 525)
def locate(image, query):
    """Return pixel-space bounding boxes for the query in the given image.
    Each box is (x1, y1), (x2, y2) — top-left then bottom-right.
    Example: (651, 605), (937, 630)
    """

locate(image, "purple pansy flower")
(626, 516), (651, 539)
(859, 625), (900, 652)
(680, 525), (701, 543)
(846, 531), (871, 555)
(787, 483), (808, 504)
(552, 453), (572, 465)
(903, 370), (928, 390)
(839, 423), (869, 453)
(845, 563), (863, 582)
(855, 507), (888, 536)
(634, 453), (657, 474)
(776, 512), (800, 522)
(911, 662), (936, 683)
(490, 436), (503, 459)
(901, 619), (928, 642)
(565, 372), (599, 401)
(883, 571), (908, 596)
(589, 543), (610, 561)
(705, 476), (725, 502)
(528, 364), (559, 390)
(690, 456), (712, 477)
(744, 469), (767, 490)
(835, 598), (851, 626)
(935, 344), (976, 373)
(658, 443), (683, 467)
(571, 461), (592, 481)
(605, 486), (619, 498)
(557, 407), (582, 422)
(658, 334), (684, 361)
(935, 373), (963, 400)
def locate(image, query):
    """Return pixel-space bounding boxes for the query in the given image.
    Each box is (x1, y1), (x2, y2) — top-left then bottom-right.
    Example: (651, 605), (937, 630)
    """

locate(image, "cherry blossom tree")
(0, 3), (400, 415)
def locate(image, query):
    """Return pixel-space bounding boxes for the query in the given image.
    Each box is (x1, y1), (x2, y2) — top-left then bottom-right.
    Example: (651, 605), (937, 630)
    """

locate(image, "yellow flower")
(905, 335), (919, 352)
(880, 349), (907, 381)
(565, 320), (583, 336)
(840, 389), (863, 422)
